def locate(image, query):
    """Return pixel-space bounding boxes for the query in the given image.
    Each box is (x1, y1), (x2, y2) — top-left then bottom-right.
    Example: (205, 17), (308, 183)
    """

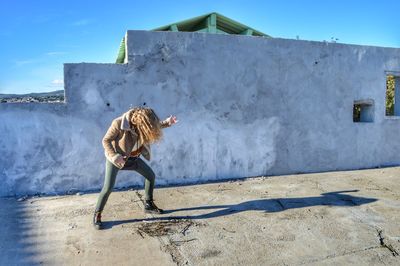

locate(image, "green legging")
(95, 157), (155, 212)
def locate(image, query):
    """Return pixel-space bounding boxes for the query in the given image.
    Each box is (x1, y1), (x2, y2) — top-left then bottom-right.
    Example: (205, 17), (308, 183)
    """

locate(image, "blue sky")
(1, 0), (399, 94)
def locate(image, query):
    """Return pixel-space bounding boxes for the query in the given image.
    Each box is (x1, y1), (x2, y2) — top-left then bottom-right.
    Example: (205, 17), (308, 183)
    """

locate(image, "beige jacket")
(102, 109), (170, 168)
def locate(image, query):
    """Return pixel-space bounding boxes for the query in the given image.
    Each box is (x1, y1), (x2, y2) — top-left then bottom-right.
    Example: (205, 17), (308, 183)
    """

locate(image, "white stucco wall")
(1, 30), (399, 197)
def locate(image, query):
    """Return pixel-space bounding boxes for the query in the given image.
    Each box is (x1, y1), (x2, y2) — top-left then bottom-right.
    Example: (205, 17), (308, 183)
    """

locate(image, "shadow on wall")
(103, 190), (377, 229)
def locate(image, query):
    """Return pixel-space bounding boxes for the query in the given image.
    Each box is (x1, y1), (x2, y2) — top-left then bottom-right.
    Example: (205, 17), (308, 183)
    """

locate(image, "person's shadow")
(102, 190), (377, 229)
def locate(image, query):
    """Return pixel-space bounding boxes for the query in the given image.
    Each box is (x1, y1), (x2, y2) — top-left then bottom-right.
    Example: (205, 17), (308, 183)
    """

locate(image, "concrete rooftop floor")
(1, 167), (400, 266)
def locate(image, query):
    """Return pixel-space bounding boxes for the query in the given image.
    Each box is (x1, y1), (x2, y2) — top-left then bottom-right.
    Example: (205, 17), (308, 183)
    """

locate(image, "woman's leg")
(133, 158), (155, 200)
(123, 157), (155, 200)
(95, 159), (119, 212)
(122, 157), (162, 213)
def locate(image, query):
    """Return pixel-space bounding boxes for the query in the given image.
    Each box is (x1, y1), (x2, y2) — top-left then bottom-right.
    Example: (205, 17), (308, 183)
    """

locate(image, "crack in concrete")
(300, 245), (382, 264)
(133, 190), (188, 266)
(342, 208), (400, 261)
(299, 218), (400, 264)
(377, 229), (399, 257)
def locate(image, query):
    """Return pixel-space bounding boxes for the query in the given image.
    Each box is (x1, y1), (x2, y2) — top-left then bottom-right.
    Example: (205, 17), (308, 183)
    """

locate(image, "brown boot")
(93, 211), (102, 230)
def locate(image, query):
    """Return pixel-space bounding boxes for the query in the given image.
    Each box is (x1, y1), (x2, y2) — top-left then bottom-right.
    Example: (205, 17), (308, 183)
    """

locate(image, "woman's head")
(129, 107), (162, 144)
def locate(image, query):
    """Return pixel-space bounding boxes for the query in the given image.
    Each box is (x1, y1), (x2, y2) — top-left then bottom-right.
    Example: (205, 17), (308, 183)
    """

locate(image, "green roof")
(116, 12), (271, 63)
(152, 12), (270, 37)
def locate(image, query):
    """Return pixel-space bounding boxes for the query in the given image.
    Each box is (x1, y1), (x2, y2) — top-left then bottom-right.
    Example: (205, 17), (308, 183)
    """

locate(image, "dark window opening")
(353, 99), (374, 123)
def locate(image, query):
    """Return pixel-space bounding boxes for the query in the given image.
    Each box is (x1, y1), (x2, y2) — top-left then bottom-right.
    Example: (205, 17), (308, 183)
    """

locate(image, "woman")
(93, 107), (178, 229)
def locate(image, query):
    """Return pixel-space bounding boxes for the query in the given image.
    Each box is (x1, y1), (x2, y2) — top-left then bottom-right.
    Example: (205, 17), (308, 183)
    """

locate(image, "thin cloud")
(51, 79), (64, 86)
(15, 60), (35, 67)
(46, 51), (67, 56)
(71, 19), (93, 26)
(56, 44), (80, 48)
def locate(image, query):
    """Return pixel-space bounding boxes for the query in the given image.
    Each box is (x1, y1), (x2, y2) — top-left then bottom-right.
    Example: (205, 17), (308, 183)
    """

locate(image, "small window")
(386, 75), (398, 116)
(353, 99), (374, 123)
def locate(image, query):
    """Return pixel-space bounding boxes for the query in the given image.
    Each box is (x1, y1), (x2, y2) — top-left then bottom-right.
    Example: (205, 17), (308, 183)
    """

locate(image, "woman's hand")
(165, 115), (178, 126)
(115, 156), (126, 167)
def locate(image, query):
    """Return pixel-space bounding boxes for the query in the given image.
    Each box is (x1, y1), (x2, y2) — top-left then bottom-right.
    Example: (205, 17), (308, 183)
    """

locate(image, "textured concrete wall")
(1, 30), (400, 197)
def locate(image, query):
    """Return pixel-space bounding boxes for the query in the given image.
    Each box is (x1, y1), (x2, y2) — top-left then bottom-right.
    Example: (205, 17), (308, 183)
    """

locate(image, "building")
(1, 13), (399, 196)
(116, 12), (271, 63)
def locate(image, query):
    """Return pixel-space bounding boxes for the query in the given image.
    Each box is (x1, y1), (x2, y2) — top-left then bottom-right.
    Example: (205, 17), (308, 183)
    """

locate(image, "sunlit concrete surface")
(1, 167), (399, 265)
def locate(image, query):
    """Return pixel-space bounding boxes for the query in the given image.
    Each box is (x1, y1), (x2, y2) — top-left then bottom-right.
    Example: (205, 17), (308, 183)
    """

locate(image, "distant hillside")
(0, 90), (64, 103)
(0, 90), (64, 99)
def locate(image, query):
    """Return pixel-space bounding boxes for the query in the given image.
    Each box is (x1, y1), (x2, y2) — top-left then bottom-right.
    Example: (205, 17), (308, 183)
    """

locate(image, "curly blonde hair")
(129, 107), (163, 144)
